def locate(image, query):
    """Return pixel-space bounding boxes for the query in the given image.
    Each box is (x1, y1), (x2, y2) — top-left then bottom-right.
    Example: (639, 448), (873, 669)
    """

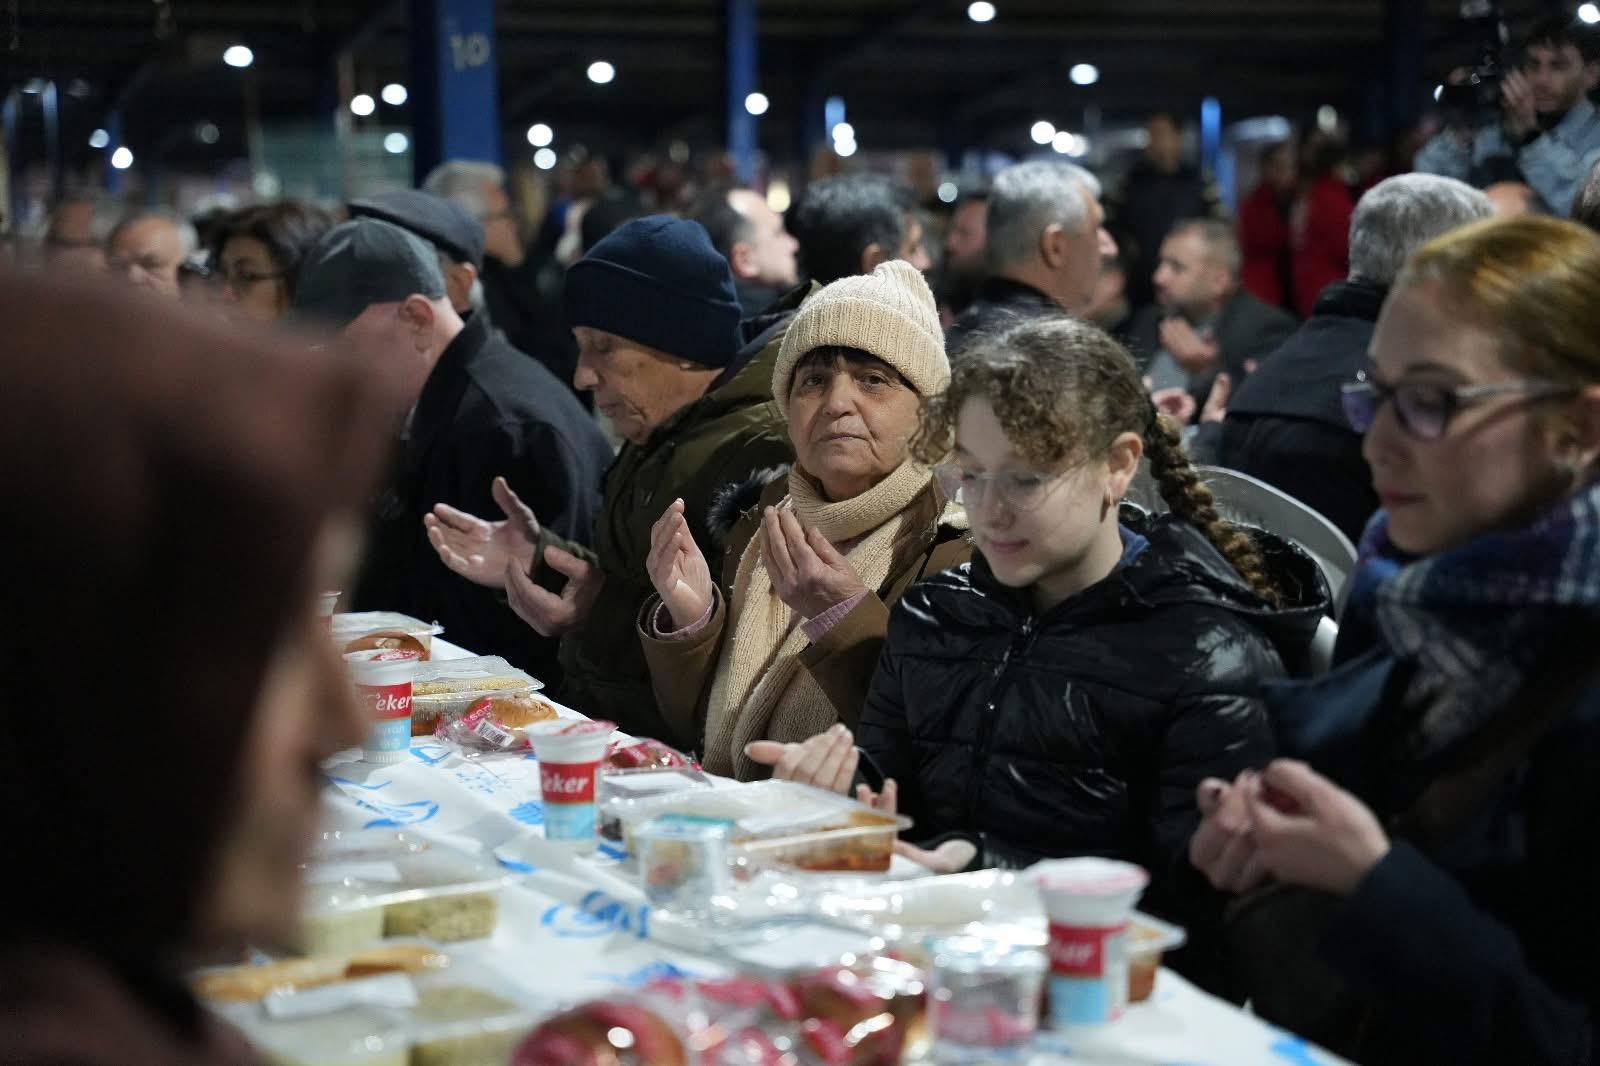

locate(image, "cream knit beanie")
(772, 259), (948, 414)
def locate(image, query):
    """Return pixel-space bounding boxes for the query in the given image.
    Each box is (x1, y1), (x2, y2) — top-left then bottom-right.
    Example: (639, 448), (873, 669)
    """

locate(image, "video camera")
(1438, 0), (1510, 128)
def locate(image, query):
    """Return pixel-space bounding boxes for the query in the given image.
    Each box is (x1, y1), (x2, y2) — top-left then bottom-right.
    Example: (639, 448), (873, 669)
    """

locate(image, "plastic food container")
(409, 656), (544, 734)
(332, 611), (444, 659)
(637, 814), (731, 919)
(927, 933), (1047, 1059)
(213, 954), (540, 1066)
(406, 962), (543, 1066)
(735, 822), (903, 874)
(602, 780), (911, 874)
(1126, 911), (1186, 1004)
(297, 833), (508, 952)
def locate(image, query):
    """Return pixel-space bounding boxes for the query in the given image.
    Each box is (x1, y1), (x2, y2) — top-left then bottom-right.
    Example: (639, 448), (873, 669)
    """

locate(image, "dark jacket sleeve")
(1147, 623), (1279, 917)
(855, 604), (922, 820)
(1142, 623), (1281, 992)
(1323, 842), (1595, 1066)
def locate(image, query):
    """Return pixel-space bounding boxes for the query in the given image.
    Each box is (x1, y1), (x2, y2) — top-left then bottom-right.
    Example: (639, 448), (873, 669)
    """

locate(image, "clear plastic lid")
(599, 766), (713, 803)
(714, 918), (887, 976)
(410, 655), (542, 696)
(1126, 911), (1187, 958)
(221, 999), (410, 1066)
(815, 869), (1047, 943)
(301, 832), (508, 918)
(602, 779), (911, 843)
(331, 612), (444, 640)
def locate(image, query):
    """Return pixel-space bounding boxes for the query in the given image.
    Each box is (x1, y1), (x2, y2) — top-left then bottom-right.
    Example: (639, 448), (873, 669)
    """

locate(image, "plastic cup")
(525, 719), (616, 853)
(343, 649), (421, 764)
(927, 934), (1047, 1062)
(1027, 858), (1148, 1029)
(318, 590), (341, 631)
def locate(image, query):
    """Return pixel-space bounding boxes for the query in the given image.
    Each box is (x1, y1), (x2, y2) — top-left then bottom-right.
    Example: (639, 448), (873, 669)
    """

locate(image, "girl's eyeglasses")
(932, 464), (1065, 511)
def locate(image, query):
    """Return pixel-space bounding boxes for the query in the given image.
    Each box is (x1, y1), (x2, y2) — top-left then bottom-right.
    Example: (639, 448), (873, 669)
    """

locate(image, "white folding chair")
(1193, 465), (1358, 610)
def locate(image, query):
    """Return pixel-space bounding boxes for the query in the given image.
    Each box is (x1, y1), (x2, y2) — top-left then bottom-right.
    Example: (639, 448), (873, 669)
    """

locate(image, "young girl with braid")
(751, 313), (1328, 986)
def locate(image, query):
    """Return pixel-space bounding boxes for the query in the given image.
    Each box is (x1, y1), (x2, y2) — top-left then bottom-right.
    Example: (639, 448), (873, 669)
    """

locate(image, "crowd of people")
(8, 11), (1600, 1065)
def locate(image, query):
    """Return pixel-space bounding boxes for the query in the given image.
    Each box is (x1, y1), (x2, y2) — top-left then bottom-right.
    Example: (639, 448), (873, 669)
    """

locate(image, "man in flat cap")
(349, 188), (485, 320)
(294, 217), (613, 687)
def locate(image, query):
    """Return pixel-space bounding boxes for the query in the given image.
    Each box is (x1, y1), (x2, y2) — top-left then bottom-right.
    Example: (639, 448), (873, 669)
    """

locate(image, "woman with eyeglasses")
(208, 201), (339, 323)
(751, 313), (1327, 982)
(1188, 216), (1600, 1065)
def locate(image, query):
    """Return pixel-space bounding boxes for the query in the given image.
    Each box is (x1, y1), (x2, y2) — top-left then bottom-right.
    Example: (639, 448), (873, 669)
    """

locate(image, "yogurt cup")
(525, 720), (616, 853)
(1027, 857), (1148, 1028)
(318, 590), (341, 630)
(344, 649), (421, 765)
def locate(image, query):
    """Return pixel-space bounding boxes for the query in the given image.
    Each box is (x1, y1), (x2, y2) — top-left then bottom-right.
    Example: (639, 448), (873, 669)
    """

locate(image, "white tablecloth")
(316, 636), (1349, 1065)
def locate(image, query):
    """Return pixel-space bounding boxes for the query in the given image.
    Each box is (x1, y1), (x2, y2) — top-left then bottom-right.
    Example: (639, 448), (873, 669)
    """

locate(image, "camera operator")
(1415, 13), (1600, 217)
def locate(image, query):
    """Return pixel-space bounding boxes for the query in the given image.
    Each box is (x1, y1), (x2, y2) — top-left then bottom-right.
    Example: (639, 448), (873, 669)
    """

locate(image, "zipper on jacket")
(961, 616), (1037, 828)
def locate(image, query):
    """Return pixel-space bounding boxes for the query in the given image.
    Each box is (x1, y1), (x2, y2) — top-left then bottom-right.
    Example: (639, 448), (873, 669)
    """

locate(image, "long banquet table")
(313, 636), (1351, 1065)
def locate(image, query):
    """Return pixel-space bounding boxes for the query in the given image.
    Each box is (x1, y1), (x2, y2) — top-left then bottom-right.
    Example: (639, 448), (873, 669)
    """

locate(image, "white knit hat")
(772, 259), (948, 414)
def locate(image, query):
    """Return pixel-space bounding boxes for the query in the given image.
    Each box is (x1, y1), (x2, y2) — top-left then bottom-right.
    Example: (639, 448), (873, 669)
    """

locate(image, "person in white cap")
(640, 260), (970, 779)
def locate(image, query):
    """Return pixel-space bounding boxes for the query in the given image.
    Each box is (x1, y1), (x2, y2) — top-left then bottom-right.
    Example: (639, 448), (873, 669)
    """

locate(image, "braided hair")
(914, 313), (1280, 604)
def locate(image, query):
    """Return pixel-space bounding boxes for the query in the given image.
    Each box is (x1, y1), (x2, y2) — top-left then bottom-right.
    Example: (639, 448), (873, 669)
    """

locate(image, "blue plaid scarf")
(1346, 476), (1600, 762)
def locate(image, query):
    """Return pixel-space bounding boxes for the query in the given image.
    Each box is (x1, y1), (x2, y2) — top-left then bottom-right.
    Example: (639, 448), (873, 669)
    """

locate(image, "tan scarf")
(703, 459), (934, 778)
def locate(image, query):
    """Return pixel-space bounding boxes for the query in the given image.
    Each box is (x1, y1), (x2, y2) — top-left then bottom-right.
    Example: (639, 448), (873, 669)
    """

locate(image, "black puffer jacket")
(858, 507), (1327, 895)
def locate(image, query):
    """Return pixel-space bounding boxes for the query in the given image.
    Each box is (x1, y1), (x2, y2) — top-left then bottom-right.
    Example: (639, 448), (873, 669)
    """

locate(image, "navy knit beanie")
(564, 215), (743, 367)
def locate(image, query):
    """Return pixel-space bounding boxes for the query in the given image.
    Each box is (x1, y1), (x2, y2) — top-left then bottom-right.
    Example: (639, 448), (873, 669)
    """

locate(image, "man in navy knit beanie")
(425, 213), (800, 741)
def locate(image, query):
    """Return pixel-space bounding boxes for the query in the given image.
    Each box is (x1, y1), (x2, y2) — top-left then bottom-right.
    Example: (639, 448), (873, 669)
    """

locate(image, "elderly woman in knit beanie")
(640, 260), (969, 779)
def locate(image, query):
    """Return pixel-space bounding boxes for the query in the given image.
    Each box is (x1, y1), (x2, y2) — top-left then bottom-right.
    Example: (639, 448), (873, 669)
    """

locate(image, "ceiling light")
(937, 181), (958, 203)
(832, 121), (854, 141)
(534, 147), (558, 170)
(22, 79), (46, 94)
(587, 61), (615, 85)
(1052, 130), (1073, 154)
(745, 92), (769, 116)
(383, 131), (409, 154)
(1433, 84), (1444, 102)
(350, 94), (375, 117)
(381, 83), (408, 106)
(110, 146), (134, 170)
(1070, 63), (1099, 86)
(88, 128), (110, 149)
(835, 139), (858, 158)
(1581, 3), (1600, 25)
(1317, 105), (1338, 132)
(1030, 119), (1056, 145)
(223, 45), (254, 69)
(527, 123), (553, 147)
(967, 2), (996, 22)
(196, 122), (220, 145)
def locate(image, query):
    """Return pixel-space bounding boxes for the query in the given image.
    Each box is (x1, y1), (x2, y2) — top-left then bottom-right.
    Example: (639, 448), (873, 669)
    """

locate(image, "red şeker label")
(359, 682), (412, 720)
(1047, 922), (1124, 977)
(540, 761), (599, 804)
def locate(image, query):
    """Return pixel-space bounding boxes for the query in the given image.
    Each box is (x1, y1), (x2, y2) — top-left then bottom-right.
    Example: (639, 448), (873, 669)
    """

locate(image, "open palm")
(423, 476), (540, 590)
(647, 499), (714, 630)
